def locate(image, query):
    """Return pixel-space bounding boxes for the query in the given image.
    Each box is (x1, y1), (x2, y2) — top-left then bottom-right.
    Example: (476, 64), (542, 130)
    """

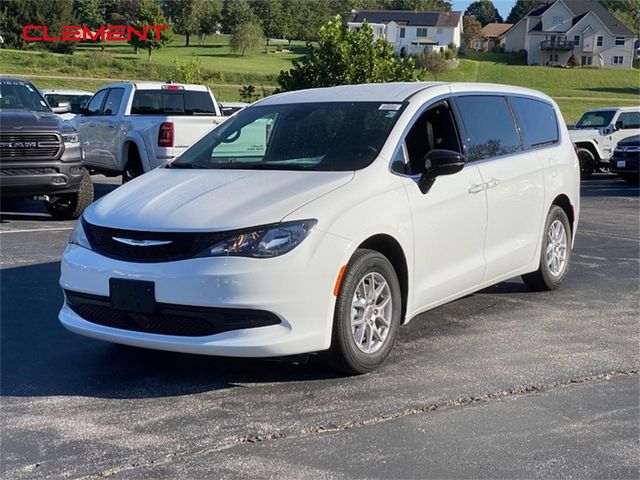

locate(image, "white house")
(347, 10), (463, 56)
(503, 0), (636, 68)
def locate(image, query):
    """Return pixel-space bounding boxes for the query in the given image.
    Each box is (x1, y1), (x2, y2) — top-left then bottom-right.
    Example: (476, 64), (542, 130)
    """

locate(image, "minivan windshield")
(575, 110), (615, 129)
(170, 102), (405, 171)
(0, 79), (50, 112)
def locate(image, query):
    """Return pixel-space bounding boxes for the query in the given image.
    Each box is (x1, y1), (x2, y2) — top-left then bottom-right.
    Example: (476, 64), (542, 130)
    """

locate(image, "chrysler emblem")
(112, 237), (173, 247)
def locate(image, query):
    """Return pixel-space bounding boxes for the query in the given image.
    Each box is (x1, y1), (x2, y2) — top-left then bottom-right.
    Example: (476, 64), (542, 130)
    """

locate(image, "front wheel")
(522, 206), (572, 291)
(577, 148), (595, 180)
(326, 249), (402, 374)
(44, 168), (94, 220)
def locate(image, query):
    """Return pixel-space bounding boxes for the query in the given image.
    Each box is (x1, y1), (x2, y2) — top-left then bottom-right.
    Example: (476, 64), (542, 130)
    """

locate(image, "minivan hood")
(86, 168), (354, 231)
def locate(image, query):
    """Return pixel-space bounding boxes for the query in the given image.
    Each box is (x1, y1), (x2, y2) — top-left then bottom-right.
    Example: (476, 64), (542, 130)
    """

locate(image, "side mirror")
(52, 102), (71, 114)
(418, 149), (465, 194)
(614, 121), (623, 131)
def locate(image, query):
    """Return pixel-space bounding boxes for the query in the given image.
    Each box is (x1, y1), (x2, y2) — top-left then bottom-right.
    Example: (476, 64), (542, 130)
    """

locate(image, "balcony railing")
(540, 40), (574, 50)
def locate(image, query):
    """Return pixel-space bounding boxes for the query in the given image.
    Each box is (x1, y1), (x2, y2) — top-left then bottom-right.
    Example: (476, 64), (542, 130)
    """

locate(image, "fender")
(573, 139), (603, 162)
(121, 133), (152, 173)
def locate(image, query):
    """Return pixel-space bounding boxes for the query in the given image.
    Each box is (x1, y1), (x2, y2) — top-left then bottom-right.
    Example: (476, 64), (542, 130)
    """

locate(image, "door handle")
(468, 183), (486, 194)
(486, 178), (501, 189)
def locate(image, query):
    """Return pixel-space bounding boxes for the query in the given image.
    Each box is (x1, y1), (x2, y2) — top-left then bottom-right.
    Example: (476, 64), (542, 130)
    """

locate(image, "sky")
(452, 0), (518, 21)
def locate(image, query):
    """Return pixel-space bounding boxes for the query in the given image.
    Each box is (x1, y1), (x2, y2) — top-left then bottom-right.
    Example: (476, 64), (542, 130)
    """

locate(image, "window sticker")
(379, 103), (402, 111)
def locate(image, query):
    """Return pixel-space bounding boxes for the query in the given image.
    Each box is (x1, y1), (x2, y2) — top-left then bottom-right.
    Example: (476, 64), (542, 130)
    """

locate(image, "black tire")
(44, 168), (94, 220)
(326, 249), (402, 375)
(621, 173), (639, 186)
(596, 163), (610, 174)
(577, 148), (595, 180)
(522, 206), (572, 291)
(123, 147), (143, 184)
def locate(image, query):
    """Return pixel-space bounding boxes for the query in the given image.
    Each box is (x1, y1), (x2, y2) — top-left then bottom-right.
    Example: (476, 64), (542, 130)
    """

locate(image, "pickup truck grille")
(83, 220), (228, 263)
(0, 133), (62, 159)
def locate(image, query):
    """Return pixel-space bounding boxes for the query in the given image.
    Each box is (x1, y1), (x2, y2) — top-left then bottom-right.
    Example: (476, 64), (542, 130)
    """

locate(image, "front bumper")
(59, 229), (351, 357)
(610, 153), (639, 174)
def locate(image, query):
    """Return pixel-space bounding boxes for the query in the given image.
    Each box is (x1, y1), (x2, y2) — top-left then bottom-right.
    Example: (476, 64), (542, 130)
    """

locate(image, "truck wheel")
(44, 169), (94, 220)
(123, 147), (143, 184)
(325, 249), (402, 375)
(577, 148), (595, 180)
(522, 206), (572, 291)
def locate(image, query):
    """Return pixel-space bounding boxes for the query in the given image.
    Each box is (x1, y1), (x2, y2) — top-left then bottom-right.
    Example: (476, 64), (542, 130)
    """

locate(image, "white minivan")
(59, 82), (580, 373)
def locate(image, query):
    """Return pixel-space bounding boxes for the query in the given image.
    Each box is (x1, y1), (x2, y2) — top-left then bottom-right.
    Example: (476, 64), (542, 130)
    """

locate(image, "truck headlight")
(62, 133), (80, 144)
(198, 220), (317, 258)
(68, 218), (92, 250)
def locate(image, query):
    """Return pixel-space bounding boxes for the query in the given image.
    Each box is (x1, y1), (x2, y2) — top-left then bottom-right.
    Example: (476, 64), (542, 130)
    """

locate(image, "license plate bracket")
(109, 279), (156, 314)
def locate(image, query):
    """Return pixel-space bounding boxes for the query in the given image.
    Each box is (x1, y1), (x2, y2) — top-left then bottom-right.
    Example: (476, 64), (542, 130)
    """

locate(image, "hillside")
(1, 37), (638, 122)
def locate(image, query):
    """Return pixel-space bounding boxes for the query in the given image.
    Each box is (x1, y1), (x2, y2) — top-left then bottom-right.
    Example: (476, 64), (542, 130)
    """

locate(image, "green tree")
(102, 0), (141, 24)
(418, 50), (448, 80)
(198, 0), (223, 44)
(462, 15), (482, 48)
(73, 0), (105, 29)
(464, 0), (502, 26)
(221, 0), (255, 34)
(128, 0), (171, 61)
(277, 16), (416, 92)
(164, 0), (206, 46)
(384, 0), (451, 10)
(601, 0), (640, 36)
(249, 0), (286, 38)
(230, 21), (265, 56)
(505, 0), (539, 24)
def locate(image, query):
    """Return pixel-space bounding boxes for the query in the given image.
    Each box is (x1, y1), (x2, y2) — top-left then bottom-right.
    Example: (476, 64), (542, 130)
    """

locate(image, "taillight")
(158, 122), (174, 147)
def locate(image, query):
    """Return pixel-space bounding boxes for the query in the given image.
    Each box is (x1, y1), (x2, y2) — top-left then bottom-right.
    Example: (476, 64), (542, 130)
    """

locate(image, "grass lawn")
(1, 41), (637, 120)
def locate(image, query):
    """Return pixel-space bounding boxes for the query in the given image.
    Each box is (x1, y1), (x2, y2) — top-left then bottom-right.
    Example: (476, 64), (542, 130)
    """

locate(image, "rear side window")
(509, 97), (558, 148)
(617, 112), (640, 129)
(455, 96), (522, 161)
(131, 90), (215, 115)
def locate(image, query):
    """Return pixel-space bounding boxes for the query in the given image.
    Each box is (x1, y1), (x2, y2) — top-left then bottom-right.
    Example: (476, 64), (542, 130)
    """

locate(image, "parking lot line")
(0, 227), (73, 234)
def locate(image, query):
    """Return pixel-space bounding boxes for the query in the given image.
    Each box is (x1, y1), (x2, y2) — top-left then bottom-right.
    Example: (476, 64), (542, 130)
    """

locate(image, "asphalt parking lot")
(1, 174), (638, 479)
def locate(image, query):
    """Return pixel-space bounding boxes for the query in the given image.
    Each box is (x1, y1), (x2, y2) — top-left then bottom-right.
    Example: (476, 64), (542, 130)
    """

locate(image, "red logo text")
(23, 25), (169, 42)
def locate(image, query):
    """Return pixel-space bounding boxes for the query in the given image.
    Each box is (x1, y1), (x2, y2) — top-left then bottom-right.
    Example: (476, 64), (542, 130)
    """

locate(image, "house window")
(573, 35), (580, 45)
(615, 37), (625, 46)
(550, 54), (558, 62)
(400, 27), (405, 38)
(612, 56), (624, 65)
(417, 28), (428, 37)
(437, 28), (443, 35)
(596, 36), (603, 46)
(475, 39), (484, 50)
(552, 16), (564, 25)
(581, 55), (593, 65)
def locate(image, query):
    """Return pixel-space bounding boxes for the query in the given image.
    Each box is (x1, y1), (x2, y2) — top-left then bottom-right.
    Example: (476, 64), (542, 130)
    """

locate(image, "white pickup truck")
(569, 106), (640, 178)
(72, 82), (226, 181)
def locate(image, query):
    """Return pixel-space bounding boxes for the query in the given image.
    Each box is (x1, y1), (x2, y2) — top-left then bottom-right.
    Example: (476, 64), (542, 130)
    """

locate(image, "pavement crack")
(79, 368), (637, 479)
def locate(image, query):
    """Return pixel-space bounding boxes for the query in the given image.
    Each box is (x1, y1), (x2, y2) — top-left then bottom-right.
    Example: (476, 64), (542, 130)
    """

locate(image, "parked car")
(0, 77), (93, 220)
(71, 82), (226, 182)
(610, 135), (639, 185)
(59, 82), (580, 373)
(569, 106), (640, 178)
(219, 101), (248, 116)
(41, 89), (93, 121)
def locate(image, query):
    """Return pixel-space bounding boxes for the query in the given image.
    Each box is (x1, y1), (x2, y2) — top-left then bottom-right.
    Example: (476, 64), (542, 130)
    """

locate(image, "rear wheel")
(522, 206), (571, 291)
(44, 168), (94, 220)
(326, 249), (402, 374)
(577, 148), (595, 180)
(123, 146), (143, 183)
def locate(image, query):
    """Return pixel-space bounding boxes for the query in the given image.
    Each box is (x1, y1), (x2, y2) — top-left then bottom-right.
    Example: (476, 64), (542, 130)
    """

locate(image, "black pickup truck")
(0, 77), (93, 220)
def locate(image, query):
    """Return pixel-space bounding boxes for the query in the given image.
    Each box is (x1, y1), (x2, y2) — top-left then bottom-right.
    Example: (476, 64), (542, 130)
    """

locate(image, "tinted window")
(102, 88), (124, 116)
(510, 97), (558, 148)
(131, 90), (215, 115)
(0, 80), (49, 112)
(171, 102), (404, 171)
(86, 90), (108, 115)
(455, 96), (522, 161)
(617, 112), (640, 129)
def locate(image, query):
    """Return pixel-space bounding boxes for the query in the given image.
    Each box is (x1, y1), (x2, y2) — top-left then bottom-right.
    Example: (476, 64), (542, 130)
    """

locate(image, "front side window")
(0, 80), (50, 112)
(575, 110), (615, 129)
(581, 55), (593, 65)
(617, 112), (640, 129)
(171, 102), (404, 171)
(85, 89), (108, 116)
(102, 88), (124, 116)
(455, 96), (522, 161)
(509, 97), (558, 148)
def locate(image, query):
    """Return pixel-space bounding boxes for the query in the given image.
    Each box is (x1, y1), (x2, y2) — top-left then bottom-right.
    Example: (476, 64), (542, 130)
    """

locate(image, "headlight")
(199, 220), (317, 258)
(68, 218), (92, 250)
(62, 132), (80, 144)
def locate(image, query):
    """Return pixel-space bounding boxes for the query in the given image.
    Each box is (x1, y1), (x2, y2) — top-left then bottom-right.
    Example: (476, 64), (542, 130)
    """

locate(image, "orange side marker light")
(333, 265), (347, 296)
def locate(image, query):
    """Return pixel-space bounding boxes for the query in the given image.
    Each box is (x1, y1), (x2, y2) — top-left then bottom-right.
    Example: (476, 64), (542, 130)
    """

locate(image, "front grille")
(65, 290), (281, 337)
(83, 220), (229, 262)
(0, 167), (58, 176)
(0, 133), (62, 159)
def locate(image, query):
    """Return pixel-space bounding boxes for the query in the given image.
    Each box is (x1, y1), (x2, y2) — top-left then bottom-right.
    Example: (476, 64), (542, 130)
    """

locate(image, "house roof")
(481, 23), (513, 38)
(351, 10), (462, 27)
